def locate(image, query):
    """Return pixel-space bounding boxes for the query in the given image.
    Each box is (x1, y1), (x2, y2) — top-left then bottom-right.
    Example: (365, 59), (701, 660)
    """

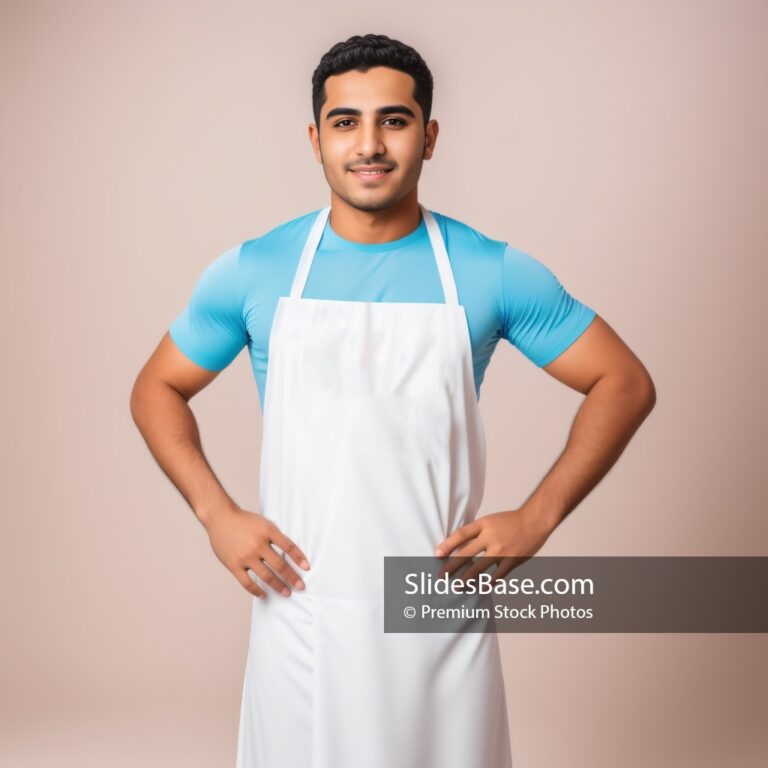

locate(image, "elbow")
(602, 366), (657, 419)
(129, 372), (149, 426)
(129, 378), (141, 425)
(633, 369), (657, 418)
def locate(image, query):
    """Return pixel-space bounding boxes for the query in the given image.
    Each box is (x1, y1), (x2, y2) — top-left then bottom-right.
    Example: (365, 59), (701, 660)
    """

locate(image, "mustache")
(346, 162), (396, 170)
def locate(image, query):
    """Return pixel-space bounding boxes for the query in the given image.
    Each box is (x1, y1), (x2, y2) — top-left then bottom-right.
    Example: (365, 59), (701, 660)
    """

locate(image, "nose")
(355, 121), (386, 159)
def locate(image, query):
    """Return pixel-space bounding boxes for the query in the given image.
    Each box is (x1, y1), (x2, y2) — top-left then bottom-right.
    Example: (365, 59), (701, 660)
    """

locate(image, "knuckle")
(274, 560), (293, 578)
(263, 572), (282, 589)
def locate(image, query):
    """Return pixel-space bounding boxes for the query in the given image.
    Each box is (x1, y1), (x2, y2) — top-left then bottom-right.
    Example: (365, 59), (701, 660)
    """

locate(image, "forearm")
(522, 372), (656, 533)
(129, 375), (237, 528)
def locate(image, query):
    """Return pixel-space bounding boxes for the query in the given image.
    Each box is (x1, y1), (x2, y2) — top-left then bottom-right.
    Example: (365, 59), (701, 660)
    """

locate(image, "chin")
(337, 189), (405, 213)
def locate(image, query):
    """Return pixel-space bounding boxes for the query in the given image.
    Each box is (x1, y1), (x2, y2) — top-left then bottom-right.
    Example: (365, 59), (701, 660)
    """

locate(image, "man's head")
(308, 34), (438, 213)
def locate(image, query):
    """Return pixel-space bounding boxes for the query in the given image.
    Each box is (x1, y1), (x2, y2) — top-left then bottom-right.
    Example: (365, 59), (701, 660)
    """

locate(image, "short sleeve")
(168, 244), (248, 371)
(501, 245), (596, 366)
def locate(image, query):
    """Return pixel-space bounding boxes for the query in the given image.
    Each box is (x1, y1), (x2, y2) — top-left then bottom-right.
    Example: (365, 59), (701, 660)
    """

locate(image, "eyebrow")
(325, 105), (417, 121)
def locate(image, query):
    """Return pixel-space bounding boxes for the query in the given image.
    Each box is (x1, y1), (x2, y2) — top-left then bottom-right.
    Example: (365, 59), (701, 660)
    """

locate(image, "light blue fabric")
(169, 208), (597, 407)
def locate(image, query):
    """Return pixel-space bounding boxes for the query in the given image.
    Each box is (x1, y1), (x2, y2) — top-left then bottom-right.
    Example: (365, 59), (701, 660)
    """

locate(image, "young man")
(131, 33), (655, 768)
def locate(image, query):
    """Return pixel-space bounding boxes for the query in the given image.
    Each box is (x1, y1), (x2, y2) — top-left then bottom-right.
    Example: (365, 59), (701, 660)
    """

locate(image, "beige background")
(2, 0), (766, 765)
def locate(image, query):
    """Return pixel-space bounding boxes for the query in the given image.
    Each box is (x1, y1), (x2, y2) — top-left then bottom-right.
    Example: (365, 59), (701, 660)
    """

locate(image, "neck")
(327, 190), (422, 244)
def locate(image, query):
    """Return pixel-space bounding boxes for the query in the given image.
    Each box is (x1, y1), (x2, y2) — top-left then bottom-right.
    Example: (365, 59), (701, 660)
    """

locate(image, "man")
(131, 33), (655, 768)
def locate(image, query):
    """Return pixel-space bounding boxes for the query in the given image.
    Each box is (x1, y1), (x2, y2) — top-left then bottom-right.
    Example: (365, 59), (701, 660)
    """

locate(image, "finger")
(247, 561), (293, 597)
(261, 547), (306, 591)
(434, 521), (482, 558)
(237, 569), (267, 599)
(437, 538), (487, 579)
(462, 556), (500, 584)
(267, 526), (311, 571)
(493, 556), (528, 581)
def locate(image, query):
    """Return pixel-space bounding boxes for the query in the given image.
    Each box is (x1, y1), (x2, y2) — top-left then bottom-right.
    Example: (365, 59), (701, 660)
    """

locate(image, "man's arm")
(434, 314), (656, 565)
(523, 314), (656, 533)
(130, 333), (310, 598)
(129, 332), (233, 526)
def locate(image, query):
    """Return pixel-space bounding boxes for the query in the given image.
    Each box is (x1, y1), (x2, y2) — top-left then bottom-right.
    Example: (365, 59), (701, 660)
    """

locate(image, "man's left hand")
(433, 508), (555, 583)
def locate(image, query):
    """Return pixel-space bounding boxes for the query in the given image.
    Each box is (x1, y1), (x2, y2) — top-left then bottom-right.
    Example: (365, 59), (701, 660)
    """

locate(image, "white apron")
(235, 204), (513, 768)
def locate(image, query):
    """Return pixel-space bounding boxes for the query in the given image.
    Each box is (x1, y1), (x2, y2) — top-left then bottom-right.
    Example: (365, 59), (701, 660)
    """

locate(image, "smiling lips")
(349, 166), (393, 181)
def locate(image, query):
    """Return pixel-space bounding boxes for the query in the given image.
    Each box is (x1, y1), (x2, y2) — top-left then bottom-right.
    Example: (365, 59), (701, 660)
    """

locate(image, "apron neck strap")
(290, 206), (331, 300)
(289, 204), (459, 306)
(420, 204), (459, 306)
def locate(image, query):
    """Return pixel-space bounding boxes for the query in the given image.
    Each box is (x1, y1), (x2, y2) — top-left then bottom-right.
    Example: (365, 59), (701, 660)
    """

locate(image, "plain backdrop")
(1, 1), (766, 766)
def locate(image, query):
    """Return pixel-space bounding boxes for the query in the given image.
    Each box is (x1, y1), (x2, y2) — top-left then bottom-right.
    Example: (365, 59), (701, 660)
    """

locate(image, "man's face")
(308, 66), (438, 212)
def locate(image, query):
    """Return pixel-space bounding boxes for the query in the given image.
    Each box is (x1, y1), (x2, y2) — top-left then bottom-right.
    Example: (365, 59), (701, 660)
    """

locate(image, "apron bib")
(236, 205), (513, 768)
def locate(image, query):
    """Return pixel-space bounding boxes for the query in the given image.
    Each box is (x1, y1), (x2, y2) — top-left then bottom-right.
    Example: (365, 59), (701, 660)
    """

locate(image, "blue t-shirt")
(169, 208), (597, 406)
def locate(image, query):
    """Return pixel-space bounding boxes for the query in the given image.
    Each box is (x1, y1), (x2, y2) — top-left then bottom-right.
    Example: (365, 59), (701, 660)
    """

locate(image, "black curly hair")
(311, 34), (434, 130)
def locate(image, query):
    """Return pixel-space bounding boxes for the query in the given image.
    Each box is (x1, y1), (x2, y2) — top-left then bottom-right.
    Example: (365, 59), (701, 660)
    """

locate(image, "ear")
(423, 119), (439, 160)
(308, 124), (322, 164)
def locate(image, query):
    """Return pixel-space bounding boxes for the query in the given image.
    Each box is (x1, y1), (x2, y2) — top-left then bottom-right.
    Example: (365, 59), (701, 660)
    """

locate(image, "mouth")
(348, 167), (393, 182)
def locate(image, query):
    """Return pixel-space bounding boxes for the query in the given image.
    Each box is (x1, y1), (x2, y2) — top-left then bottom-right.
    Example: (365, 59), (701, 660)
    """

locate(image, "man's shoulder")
(431, 209), (508, 260)
(239, 208), (324, 260)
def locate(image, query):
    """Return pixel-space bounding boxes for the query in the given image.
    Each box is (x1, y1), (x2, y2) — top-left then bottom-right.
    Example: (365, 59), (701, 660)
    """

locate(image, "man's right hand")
(204, 506), (311, 599)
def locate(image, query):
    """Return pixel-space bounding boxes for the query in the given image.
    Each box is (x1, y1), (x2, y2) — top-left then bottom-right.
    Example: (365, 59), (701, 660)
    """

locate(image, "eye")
(334, 119), (355, 128)
(383, 118), (407, 126)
